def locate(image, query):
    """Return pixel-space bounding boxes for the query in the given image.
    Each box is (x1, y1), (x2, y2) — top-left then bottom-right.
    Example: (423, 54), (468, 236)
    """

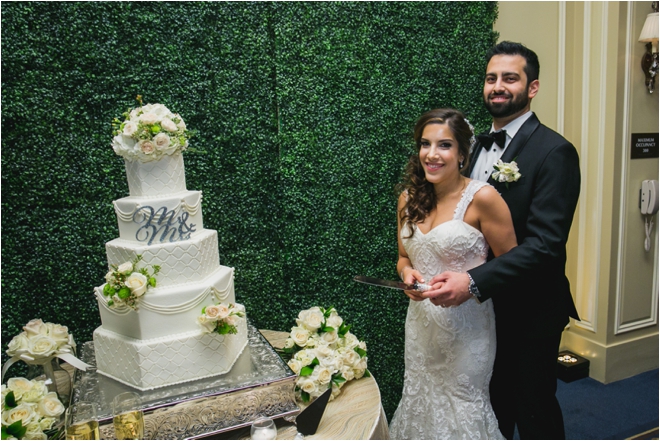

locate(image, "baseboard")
(560, 332), (658, 383)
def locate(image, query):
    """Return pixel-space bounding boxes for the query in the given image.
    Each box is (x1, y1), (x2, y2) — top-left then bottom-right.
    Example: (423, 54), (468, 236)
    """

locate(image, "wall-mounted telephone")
(640, 180), (659, 215)
(640, 180), (658, 252)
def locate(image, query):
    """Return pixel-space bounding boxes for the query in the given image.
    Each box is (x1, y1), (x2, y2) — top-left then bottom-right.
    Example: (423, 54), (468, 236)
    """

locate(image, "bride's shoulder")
(469, 181), (503, 205)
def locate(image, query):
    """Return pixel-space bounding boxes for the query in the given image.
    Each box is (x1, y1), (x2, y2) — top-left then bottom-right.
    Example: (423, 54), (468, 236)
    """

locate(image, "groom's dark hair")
(486, 41), (540, 85)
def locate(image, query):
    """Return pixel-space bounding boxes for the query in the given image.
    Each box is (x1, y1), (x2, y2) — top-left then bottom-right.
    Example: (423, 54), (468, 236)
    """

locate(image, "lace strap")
(454, 180), (490, 221)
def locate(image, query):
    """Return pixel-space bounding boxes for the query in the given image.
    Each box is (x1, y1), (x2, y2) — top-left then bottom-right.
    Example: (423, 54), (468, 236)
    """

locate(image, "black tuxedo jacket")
(466, 113), (580, 339)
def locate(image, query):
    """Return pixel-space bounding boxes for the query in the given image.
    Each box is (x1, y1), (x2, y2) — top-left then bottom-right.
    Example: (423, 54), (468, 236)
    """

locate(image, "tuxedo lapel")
(499, 113), (540, 164)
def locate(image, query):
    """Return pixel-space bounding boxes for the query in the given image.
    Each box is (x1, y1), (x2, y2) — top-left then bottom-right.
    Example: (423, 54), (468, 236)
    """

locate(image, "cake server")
(353, 275), (432, 292)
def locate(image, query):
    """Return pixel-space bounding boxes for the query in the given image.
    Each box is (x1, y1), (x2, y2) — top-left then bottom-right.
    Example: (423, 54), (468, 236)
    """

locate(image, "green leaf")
(364, 369), (372, 378)
(5, 391), (17, 408)
(332, 374), (346, 386)
(300, 365), (314, 377)
(301, 391), (310, 403)
(322, 326), (334, 333)
(6, 420), (28, 439)
(355, 347), (367, 358)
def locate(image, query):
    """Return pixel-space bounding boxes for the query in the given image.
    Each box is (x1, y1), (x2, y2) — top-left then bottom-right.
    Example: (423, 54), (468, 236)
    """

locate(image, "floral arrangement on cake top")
(197, 303), (245, 335)
(1, 377), (65, 440)
(279, 307), (369, 403)
(102, 255), (160, 310)
(111, 96), (191, 162)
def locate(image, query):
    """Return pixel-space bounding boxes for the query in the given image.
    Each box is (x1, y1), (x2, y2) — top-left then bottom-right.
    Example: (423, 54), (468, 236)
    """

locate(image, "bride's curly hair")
(396, 108), (474, 238)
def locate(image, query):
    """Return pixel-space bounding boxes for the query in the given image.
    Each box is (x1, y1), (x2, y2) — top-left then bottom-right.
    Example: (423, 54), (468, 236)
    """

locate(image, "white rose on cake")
(125, 272), (148, 297)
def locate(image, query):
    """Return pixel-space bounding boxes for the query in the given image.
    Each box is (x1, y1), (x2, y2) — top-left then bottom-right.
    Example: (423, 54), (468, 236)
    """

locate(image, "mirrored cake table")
(70, 324), (300, 439)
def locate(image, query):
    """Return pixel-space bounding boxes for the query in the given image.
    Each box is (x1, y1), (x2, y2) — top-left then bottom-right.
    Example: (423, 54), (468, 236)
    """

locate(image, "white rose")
(117, 262), (133, 275)
(295, 349), (315, 366)
(28, 335), (58, 358)
(290, 326), (310, 347)
(125, 272), (148, 297)
(139, 112), (159, 125)
(225, 315), (236, 326)
(40, 417), (58, 431)
(314, 366), (333, 386)
(297, 308), (324, 331)
(341, 332), (359, 350)
(7, 377), (34, 399)
(37, 392), (65, 417)
(1, 403), (37, 426)
(48, 323), (70, 344)
(358, 341), (367, 352)
(153, 132), (171, 151)
(7, 333), (30, 356)
(197, 316), (216, 333)
(341, 365), (355, 381)
(123, 121), (138, 137)
(20, 381), (48, 403)
(321, 330), (338, 345)
(298, 377), (317, 395)
(325, 311), (343, 330)
(174, 114), (186, 130)
(343, 349), (360, 367)
(287, 359), (303, 375)
(24, 424), (47, 441)
(205, 304), (229, 320)
(160, 118), (178, 132)
(284, 338), (295, 349)
(138, 140), (155, 155)
(105, 271), (116, 283)
(23, 319), (46, 337)
(314, 344), (334, 360)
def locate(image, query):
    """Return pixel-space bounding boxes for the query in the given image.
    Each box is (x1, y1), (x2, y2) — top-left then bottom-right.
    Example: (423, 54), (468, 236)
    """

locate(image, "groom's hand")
(422, 272), (472, 307)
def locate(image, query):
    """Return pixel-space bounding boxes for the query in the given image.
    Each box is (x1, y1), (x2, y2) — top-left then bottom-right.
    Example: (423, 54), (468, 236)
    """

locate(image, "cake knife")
(353, 275), (432, 292)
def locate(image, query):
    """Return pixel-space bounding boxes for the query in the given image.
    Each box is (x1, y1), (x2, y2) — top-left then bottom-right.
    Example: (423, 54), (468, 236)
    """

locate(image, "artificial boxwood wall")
(1, 2), (497, 418)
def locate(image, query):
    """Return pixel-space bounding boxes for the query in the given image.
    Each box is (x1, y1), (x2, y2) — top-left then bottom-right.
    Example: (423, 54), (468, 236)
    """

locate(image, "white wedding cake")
(92, 104), (248, 391)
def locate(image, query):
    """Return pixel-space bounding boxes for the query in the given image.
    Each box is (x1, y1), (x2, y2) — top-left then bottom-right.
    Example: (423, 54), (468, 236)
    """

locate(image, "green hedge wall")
(1, 2), (497, 419)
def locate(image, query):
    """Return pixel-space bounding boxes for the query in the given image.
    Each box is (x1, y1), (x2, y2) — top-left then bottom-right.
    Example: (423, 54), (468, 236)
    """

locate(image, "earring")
(459, 160), (464, 169)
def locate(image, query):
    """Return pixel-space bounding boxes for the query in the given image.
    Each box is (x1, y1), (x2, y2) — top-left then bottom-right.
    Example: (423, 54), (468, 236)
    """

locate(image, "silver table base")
(71, 324), (300, 439)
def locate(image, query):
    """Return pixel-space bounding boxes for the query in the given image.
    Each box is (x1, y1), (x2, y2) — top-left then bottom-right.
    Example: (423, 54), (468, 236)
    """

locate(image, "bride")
(389, 108), (517, 440)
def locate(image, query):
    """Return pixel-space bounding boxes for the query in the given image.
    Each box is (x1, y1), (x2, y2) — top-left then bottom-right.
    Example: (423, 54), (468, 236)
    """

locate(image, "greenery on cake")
(102, 255), (160, 310)
(111, 96), (191, 162)
(197, 303), (245, 335)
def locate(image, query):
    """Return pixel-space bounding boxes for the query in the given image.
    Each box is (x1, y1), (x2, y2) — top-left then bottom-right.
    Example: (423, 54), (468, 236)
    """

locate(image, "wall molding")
(575, 2), (597, 332)
(557, 2), (566, 135)
(614, 2), (659, 334)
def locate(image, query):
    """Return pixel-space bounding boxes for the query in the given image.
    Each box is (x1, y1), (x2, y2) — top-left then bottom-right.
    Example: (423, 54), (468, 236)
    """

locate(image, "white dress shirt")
(471, 111), (534, 182)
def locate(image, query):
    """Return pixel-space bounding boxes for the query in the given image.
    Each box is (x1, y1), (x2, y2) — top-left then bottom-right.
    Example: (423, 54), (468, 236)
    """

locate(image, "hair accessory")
(463, 118), (477, 152)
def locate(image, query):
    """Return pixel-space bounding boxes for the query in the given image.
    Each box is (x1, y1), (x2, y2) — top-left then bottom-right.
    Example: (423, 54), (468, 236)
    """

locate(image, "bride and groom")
(389, 41), (581, 440)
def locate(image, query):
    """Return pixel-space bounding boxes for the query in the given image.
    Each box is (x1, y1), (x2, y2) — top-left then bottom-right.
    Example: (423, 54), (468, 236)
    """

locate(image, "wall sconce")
(639, 2), (659, 93)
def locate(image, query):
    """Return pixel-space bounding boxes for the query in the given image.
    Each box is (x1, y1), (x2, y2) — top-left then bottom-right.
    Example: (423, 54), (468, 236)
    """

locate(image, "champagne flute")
(65, 401), (100, 440)
(112, 392), (145, 440)
(251, 417), (277, 440)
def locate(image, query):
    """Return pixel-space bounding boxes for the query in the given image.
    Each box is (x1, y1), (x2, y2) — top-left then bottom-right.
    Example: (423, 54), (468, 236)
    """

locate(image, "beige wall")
(495, 1), (659, 383)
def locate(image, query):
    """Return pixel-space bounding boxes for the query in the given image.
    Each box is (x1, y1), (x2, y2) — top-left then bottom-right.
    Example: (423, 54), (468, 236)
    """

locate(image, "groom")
(423, 41), (580, 439)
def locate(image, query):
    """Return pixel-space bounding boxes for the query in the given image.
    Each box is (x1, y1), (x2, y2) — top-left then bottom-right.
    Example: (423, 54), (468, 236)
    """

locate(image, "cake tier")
(125, 153), (186, 197)
(106, 229), (220, 288)
(96, 265), (235, 340)
(113, 190), (204, 244)
(93, 319), (248, 391)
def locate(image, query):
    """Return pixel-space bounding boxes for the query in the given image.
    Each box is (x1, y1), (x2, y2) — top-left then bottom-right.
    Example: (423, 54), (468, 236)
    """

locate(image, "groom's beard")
(483, 88), (530, 119)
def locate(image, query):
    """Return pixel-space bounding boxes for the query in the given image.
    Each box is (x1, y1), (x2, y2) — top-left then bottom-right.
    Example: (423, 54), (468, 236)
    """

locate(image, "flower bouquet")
(197, 303), (245, 335)
(101, 255), (160, 310)
(279, 307), (368, 403)
(1, 377), (66, 440)
(111, 99), (191, 163)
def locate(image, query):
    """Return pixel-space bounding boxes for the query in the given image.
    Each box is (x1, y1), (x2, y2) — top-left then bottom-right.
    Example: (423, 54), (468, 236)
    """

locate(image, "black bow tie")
(477, 130), (507, 151)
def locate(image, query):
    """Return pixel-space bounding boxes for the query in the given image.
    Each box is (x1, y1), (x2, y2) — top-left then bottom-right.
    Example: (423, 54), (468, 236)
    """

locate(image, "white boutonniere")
(492, 159), (522, 188)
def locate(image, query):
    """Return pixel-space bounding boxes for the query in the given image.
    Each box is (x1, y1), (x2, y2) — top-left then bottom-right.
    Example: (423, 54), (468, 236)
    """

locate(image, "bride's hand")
(402, 268), (427, 302)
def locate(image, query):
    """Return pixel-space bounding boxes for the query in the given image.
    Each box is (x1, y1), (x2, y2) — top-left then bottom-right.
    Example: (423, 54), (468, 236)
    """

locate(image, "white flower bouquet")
(197, 303), (245, 335)
(5, 320), (76, 369)
(280, 307), (368, 403)
(102, 255), (160, 310)
(1, 377), (66, 440)
(111, 100), (191, 162)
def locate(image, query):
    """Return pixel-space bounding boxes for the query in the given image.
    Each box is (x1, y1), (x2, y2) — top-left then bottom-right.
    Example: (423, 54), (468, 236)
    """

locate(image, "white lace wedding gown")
(389, 180), (504, 440)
